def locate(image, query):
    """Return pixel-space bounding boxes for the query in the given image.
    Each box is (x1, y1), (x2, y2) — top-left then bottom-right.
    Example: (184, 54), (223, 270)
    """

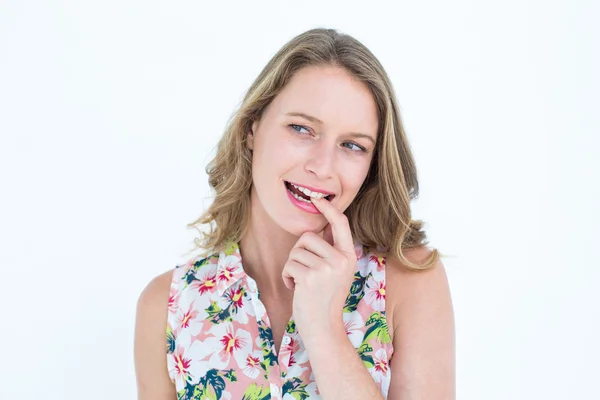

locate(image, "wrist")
(298, 319), (347, 349)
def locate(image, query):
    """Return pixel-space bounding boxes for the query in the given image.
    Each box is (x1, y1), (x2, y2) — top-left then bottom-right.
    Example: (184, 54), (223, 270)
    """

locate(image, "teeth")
(291, 183), (328, 199)
(290, 189), (312, 203)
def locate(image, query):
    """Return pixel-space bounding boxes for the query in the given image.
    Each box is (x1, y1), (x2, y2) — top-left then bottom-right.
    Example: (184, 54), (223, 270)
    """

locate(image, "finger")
(310, 197), (354, 255)
(293, 231), (332, 259)
(289, 246), (327, 269)
(281, 260), (308, 290)
(322, 223), (334, 247)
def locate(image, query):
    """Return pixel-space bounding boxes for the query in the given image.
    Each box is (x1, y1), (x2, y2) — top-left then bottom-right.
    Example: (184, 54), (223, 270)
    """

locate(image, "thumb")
(281, 267), (296, 290)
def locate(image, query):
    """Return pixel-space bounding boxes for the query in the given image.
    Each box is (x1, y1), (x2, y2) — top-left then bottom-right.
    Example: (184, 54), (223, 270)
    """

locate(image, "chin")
(278, 213), (324, 237)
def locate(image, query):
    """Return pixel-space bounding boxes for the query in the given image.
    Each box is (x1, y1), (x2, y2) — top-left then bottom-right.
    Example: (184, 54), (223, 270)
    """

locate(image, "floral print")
(166, 241), (394, 399)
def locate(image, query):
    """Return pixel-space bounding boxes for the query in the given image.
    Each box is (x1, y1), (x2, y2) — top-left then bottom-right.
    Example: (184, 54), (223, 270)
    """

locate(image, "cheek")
(252, 130), (299, 174)
(340, 161), (372, 198)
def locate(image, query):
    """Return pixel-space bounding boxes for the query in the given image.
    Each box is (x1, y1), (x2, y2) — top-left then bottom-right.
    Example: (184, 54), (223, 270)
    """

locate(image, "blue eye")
(289, 124), (310, 134)
(289, 124), (366, 153)
(343, 142), (366, 152)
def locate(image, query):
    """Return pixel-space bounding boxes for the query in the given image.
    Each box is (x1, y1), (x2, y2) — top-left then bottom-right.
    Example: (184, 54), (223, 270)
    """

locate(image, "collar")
(213, 240), (367, 296)
(215, 241), (248, 296)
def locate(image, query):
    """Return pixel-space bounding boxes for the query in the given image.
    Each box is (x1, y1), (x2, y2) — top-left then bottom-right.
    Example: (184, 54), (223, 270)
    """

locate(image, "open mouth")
(285, 181), (334, 202)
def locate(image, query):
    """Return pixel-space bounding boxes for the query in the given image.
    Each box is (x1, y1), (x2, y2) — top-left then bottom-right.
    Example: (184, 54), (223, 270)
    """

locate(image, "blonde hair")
(187, 28), (442, 270)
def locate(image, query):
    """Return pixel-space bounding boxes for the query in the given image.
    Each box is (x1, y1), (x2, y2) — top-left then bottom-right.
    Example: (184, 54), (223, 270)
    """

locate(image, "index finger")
(310, 197), (354, 255)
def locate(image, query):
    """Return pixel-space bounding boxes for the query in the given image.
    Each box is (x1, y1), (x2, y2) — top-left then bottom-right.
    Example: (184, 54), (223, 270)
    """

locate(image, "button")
(270, 383), (280, 396)
(282, 336), (291, 345)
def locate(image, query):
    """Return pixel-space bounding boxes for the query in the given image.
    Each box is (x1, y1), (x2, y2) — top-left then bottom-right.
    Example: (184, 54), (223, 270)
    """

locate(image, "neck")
(239, 191), (300, 297)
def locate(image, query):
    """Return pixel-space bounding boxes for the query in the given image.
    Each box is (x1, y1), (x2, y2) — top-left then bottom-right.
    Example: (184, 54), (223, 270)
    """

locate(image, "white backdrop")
(1, 1), (598, 399)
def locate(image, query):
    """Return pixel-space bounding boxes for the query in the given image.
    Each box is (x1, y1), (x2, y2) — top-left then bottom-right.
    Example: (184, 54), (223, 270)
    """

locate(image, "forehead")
(268, 65), (379, 136)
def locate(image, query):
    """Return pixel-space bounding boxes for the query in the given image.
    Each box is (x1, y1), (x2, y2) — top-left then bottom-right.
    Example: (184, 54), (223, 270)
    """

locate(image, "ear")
(247, 120), (258, 151)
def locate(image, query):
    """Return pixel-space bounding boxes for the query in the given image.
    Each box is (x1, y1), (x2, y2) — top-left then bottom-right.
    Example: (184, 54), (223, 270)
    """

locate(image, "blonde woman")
(134, 28), (455, 400)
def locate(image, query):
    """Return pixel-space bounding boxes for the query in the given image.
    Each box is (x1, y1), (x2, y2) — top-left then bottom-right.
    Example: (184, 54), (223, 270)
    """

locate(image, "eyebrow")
(284, 111), (377, 146)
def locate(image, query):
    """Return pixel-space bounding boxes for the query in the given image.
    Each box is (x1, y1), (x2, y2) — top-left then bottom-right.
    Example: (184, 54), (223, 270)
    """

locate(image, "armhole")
(381, 253), (395, 363)
(361, 246), (395, 363)
(165, 263), (189, 385)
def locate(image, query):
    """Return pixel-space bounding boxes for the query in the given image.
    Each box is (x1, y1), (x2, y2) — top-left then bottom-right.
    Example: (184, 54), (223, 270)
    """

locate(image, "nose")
(305, 139), (336, 179)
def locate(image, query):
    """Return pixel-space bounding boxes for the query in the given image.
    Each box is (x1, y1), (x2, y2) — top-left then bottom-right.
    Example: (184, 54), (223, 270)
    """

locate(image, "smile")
(284, 181), (335, 214)
(284, 181), (334, 202)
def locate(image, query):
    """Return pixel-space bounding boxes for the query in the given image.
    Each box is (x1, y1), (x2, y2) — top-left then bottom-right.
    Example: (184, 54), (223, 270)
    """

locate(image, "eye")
(342, 142), (366, 152)
(289, 124), (311, 135)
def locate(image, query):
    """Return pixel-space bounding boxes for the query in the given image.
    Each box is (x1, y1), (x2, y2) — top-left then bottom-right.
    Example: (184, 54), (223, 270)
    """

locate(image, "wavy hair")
(187, 28), (442, 270)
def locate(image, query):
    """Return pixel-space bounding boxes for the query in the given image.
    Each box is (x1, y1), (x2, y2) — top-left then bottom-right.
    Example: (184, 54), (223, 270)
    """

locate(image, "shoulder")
(137, 269), (174, 313)
(384, 247), (456, 398)
(385, 246), (453, 333)
(386, 246), (450, 295)
(134, 269), (178, 397)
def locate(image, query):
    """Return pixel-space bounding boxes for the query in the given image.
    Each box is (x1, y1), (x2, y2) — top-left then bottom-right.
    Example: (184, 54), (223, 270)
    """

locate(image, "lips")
(284, 181), (336, 201)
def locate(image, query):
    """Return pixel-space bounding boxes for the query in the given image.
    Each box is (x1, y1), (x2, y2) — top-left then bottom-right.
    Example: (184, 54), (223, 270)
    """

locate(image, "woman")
(134, 28), (455, 400)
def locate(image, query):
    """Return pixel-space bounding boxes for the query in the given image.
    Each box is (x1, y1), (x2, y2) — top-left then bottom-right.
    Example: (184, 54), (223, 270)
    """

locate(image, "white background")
(1, 1), (598, 399)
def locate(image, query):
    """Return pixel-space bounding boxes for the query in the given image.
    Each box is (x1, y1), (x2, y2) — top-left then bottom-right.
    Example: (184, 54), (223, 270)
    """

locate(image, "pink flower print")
(280, 335), (308, 372)
(223, 285), (255, 324)
(243, 350), (263, 379)
(190, 267), (217, 295)
(355, 248), (371, 277)
(279, 336), (299, 367)
(369, 254), (386, 273)
(175, 301), (204, 347)
(365, 276), (386, 312)
(374, 352), (389, 375)
(226, 287), (245, 310)
(343, 311), (365, 348)
(218, 263), (238, 284)
(178, 307), (196, 330)
(217, 254), (241, 281)
(354, 243), (364, 260)
(369, 348), (391, 393)
(168, 343), (208, 386)
(170, 346), (191, 381)
(168, 285), (180, 315)
(220, 331), (245, 355)
(204, 323), (252, 370)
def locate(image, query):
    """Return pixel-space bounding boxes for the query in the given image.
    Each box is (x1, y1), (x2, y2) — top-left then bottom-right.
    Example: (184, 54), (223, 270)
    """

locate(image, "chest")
(260, 295), (294, 355)
(166, 250), (394, 399)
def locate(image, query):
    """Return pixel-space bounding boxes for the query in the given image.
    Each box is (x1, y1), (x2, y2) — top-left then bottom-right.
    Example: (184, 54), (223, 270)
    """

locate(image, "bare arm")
(387, 248), (456, 400)
(134, 270), (177, 400)
(302, 323), (385, 400)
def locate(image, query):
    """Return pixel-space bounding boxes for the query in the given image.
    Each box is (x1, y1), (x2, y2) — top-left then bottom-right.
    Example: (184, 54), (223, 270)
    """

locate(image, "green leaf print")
(181, 256), (211, 288)
(241, 383), (272, 400)
(260, 348), (278, 376)
(364, 312), (392, 344)
(349, 271), (367, 295)
(343, 295), (360, 313)
(183, 267), (198, 287)
(199, 369), (226, 400)
(257, 322), (277, 376)
(223, 241), (238, 256)
(358, 342), (373, 356)
(178, 380), (203, 400)
(286, 320), (296, 334)
(166, 325), (176, 354)
(282, 377), (310, 400)
(360, 353), (375, 368)
(258, 323), (274, 345)
(343, 272), (368, 313)
(223, 369), (237, 382)
(206, 300), (233, 324)
(358, 342), (375, 368)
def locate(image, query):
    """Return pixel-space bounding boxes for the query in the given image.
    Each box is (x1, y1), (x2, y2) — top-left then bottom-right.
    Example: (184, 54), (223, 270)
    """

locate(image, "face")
(246, 65), (379, 236)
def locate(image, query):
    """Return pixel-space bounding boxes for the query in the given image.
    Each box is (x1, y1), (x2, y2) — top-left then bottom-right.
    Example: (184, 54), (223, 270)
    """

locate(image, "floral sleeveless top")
(166, 241), (394, 399)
